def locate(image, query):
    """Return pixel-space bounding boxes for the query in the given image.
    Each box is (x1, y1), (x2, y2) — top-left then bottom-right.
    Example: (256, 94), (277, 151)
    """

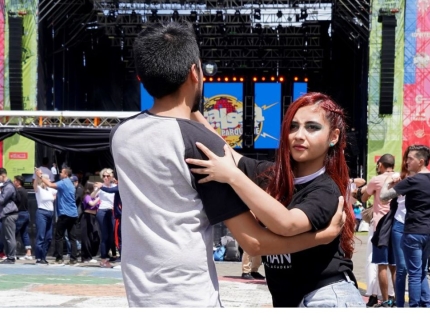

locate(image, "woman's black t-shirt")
(238, 156), (356, 307)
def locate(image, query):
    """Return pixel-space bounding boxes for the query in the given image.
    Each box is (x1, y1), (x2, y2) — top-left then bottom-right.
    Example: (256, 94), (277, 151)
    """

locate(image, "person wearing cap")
(13, 175), (32, 259)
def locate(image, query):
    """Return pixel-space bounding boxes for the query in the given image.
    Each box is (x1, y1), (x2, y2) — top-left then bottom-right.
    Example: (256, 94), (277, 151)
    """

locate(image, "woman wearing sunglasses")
(93, 168), (117, 268)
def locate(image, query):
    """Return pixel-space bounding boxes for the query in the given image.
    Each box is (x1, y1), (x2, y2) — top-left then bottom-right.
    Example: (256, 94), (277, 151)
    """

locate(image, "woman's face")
(102, 171), (112, 184)
(288, 104), (338, 173)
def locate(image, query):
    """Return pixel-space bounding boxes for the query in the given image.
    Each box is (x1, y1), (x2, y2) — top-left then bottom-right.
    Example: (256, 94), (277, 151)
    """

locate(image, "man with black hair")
(110, 21), (345, 307)
(37, 166), (79, 265)
(380, 145), (430, 308)
(0, 168), (19, 264)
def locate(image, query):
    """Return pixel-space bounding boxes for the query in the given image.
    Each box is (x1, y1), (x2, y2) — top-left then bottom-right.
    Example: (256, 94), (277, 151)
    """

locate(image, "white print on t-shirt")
(264, 254), (292, 269)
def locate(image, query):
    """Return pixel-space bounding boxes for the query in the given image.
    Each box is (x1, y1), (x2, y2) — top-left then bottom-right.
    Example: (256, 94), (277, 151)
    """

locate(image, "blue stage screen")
(292, 82), (308, 101)
(140, 84), (154, 111)
(254, 83), (281, 149)
(203, 83), (244, 149)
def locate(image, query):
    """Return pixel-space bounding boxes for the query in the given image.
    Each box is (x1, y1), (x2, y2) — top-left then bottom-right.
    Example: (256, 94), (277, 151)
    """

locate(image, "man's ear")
(190, 64), (199, 84)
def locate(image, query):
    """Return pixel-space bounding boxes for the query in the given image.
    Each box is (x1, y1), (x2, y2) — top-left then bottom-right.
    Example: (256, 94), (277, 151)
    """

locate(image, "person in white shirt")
(92, 168), (117, 268)
(33, 173), (57, 265)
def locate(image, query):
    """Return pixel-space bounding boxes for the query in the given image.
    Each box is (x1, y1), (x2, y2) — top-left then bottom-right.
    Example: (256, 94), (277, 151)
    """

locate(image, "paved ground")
(0, 232), (426, 307)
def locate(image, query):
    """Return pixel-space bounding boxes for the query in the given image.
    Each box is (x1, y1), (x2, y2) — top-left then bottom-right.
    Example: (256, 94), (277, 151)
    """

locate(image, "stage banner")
(0, 1), (5, 167)
(403, 0), (430, 153)
(3, 0), (38, 174)
(254, 83), (281, 149)
(203, 83), (244, 148)
(366, 0), (405, 182)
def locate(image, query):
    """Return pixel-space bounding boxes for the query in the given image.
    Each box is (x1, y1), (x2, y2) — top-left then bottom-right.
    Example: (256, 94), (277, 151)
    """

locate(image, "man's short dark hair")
(14, 175), (24, 186)
(378, 154), (395, 169)
(42, 157), (49, 166)
(0, 168), (7, 175)
(133, 22), (200, 99)
(63, 167), (73, 177)
(409, 145), (430, 167)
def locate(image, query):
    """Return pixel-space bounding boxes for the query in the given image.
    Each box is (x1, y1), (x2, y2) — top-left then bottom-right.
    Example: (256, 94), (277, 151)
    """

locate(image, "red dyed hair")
(265, 92), (355, 259)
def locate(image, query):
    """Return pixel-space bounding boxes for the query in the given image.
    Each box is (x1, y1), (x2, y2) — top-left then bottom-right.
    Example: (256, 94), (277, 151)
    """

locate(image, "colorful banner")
(254, 83), (281, 149)
(3, 1), (37, 174)
(403, 0), (430, 152)
(366, 0), (405, 181)
(203, 83), (244, 148)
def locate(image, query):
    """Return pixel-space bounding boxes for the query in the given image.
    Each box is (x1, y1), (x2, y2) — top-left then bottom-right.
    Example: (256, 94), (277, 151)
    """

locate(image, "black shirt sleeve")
(237, 156), (274, 189)
(179, 120), (250, 225)
(393, 177), (413, 196)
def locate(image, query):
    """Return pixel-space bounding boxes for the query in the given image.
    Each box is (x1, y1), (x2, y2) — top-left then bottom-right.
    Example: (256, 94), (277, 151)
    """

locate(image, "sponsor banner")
(3, 1), (37, 173)
(254, 83), (281, 149)
(367, 0), (405, 182)
(402, 0), (430, 151)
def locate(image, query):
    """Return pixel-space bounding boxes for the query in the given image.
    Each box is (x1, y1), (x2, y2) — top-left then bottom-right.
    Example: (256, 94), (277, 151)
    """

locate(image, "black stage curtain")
(0, 127), (111, 152)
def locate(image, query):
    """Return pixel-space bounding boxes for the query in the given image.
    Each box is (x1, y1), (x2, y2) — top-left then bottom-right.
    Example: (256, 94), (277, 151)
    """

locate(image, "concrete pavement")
(0, 233), (426, 307)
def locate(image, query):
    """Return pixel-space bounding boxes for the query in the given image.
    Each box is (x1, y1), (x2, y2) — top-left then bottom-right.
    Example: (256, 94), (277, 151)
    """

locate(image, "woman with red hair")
(186, 92), (363, 307)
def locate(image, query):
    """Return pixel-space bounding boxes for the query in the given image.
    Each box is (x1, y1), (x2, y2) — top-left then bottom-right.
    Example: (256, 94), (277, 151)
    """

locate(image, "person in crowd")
(0, 168), (19, 264)
(33, 172), (57, 264)
(92, 168), (117, 268)
(352, 201), (363, 232)
(378, 146), (413, 307)
(13, 175), (32, 259)
(241, 251), (265, 280)
(187, 92), (364, 308)
(37, 166), (79, 265)
(33, 157), (55, 182)
(51, 163), (59, 181)
(110, 22), (346, 307)
(356, 154), (396, 307)
(95, 176), (122, 262)
(380, 144), (430, 308)
(80, 182), (100, 263)
(64, 175), (84, 258)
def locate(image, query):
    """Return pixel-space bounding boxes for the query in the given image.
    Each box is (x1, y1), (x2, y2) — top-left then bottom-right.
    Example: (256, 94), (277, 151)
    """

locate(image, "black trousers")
(54, 215), (78, 261)
(79, 212), (100, 261)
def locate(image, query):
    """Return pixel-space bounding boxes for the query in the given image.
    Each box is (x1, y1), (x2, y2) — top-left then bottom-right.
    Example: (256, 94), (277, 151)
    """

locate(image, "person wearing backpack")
(0, 168), (19, 264)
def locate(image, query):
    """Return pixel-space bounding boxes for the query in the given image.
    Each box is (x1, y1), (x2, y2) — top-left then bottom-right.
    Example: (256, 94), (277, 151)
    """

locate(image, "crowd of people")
(0, 158), (122, 268)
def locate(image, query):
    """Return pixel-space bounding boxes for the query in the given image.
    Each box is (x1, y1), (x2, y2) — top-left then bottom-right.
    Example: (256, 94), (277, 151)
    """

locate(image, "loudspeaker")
(243, 96), (254, 148)
(9, 16), (23, 110)
(379, 15), (396, 115)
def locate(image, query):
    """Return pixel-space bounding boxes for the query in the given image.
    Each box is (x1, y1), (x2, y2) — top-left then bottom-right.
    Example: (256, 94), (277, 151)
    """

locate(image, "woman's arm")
(225, 196), (346, 256)
(88, 197), (100, 207)
(186, 143), (312, 237)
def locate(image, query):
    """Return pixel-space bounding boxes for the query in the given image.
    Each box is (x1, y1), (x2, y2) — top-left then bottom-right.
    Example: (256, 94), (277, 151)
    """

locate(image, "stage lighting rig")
(172, 10), (179, 21)
(276, 10), (283, 19)
(203, 62), (218, 76)
(190, 10), (198, 22)
(254, 9), (261, 20)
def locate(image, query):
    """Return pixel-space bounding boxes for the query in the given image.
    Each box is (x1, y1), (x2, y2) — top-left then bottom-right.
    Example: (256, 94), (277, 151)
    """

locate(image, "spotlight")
(224, 77), (229, 81)
(203, 77), (207, 82)
(304, 77), (309, 82)
(294, 76), (298, 81)
(172, 10), (179, 21)
(209, 77), (213, 82)
(276, 24), (283, 33)
(262, 77), (266, 81)
(233, 77), (237, 81)
(150, 9), (159, 23)
(279, 76), (284, 82)
(300, 8), (308, 20)
(287, 16), (292, 22)
(254, 8), (261, 20)
(190, 10), (198, 22)
(217, 77), (221, 81)
(270, 76), (275, 81)
(202, 61), (218, 76)
(253, 77), (257, 82)
(240, 77), (244, 82)
(276, 10), (283, 18)
(254, 23), (262, 34)
(235, 9), (240, 17)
